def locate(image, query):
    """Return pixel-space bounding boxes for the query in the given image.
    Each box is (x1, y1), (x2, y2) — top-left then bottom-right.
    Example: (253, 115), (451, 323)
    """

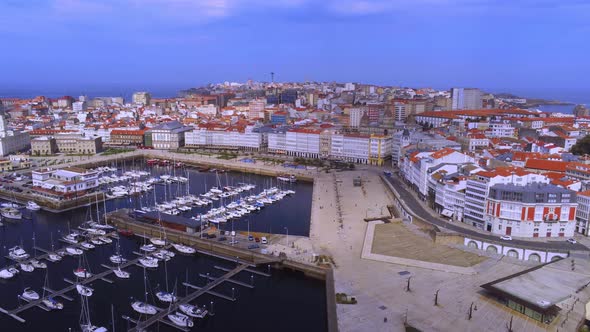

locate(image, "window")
(498, 225), (502, 230)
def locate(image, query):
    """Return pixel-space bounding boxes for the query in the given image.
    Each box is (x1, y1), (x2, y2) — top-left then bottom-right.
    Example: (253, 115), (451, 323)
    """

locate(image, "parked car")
(566, 238), (577, 244)
(248, 244), (260, 250)
(255, 237), (260, 243)
(500, 235), (512, 241)
(248, 235), (254, 241)
(261, 237), (268, 244)
(218, 236), (227, 242)
(207, 233), (217, 239)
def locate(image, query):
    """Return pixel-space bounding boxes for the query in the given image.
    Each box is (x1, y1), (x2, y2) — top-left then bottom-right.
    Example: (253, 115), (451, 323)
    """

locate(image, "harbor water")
(0, 167), (326, 331)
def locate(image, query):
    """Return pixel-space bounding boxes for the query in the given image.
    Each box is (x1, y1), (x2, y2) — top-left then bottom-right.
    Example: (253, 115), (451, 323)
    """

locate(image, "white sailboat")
(21, 287), (40, 301)
(76, 284), (93, 297)
(168, 312), (194, 327)
(179, 303), (208, 318)
(79, 292), (107, 332)
(41, 272), (63, 310)
(131, 266), (158, 315)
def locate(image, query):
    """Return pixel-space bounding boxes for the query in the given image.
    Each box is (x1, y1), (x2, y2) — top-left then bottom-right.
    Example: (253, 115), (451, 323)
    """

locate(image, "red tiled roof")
(524, 159), (569, 172)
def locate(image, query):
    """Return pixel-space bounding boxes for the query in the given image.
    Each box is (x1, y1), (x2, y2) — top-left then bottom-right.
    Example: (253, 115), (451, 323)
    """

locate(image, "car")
(255, 237), (260, 243)
(218, 236), (227, 242)
(566, 238), (577, 244)
(261, 237), (268, 244)
(248, 235), (254, 241)
(248, 244), (260, 250)
(500, 235), (512, 241)
(206, 233), (216, 239)
(229, 240), (239, 245)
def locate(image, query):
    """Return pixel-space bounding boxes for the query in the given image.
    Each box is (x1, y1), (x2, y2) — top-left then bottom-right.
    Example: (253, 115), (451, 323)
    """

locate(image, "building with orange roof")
(330, 132), (392, 165)
(464, 167), (549, 230)
(400, 148), (475, 199)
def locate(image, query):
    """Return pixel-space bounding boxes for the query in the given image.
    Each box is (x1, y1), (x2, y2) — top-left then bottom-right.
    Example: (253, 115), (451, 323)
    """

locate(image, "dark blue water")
(0, 169), (325, 331)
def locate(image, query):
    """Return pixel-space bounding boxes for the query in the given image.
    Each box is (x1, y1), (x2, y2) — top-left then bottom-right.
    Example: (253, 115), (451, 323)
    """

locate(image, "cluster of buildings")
(3, 82), (590, 238)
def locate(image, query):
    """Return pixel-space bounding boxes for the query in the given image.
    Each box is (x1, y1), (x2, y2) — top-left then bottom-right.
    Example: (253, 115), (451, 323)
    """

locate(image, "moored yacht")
(9, 246), (30, 260)
(26, 201), (41, 211)
(1, 207), (22, 220)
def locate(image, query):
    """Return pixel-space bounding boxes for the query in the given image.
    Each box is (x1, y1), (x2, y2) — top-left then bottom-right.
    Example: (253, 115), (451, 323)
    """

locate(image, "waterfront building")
(51, 134), (103, 154)
(31, 136), (58, 155)
(391, 129), (461, 167)
(184, 125), (263, 151)
(285, 128), (321, 158)
(109, 129), (146, 146)
(132, 91), (151, 106)
(148, 120), (192, 150)
(32, 167), (99, 200)
(267, 129), (287, 154)
(330, 133), (392, 165)
(486, 183), (577, 238)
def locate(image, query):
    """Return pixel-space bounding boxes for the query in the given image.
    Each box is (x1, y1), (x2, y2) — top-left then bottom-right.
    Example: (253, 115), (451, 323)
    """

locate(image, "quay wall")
(108, 211), (338, 332)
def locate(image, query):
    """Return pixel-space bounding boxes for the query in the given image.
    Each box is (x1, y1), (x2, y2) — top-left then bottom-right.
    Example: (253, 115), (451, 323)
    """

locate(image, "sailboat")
(41, 272), (63, 310)
(131, 266), (158, 315)
(21, 287), (40, 301)
(74, 254), (93, 279)
(79, 293), (107, 332)
(179, 303), (208, 318)
(77, 284), (94, 297)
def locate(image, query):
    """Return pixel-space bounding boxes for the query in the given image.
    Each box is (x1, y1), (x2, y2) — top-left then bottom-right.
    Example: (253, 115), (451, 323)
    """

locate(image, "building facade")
(487, 183), (577, 238)
(149, 121), (192, 150)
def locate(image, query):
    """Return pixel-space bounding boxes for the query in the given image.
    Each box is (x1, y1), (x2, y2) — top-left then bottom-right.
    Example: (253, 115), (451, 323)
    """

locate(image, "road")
(384, 174), (589, 251)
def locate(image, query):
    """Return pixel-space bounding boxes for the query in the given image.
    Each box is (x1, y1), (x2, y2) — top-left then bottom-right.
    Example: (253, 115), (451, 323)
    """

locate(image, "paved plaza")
(309, 168), (589, 332)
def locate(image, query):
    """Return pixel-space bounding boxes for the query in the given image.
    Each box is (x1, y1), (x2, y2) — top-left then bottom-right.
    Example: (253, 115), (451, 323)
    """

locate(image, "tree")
(571, 134), (590, 155)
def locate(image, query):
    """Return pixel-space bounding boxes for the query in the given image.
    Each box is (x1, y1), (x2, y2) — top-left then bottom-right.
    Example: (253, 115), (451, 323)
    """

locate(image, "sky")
(0, 0), (589, 97)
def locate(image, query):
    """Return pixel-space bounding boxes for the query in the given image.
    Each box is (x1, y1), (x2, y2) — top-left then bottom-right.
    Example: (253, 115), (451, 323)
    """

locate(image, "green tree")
(571, 135), (590, 155)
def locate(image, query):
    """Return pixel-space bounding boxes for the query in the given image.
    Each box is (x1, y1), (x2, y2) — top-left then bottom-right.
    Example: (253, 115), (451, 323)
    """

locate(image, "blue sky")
(0, 0), (589, 96)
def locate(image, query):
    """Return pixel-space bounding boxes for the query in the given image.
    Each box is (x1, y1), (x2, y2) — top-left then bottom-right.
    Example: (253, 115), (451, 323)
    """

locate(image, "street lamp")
(284, 227), (289, 247)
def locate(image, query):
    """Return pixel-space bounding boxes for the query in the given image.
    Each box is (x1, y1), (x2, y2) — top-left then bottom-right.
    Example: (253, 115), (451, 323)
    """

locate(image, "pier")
(128, 263), (250, 332)
(0, 241), (156, 324)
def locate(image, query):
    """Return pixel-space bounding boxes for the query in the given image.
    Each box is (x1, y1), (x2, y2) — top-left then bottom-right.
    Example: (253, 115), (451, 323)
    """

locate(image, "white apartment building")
(433, 175), (466, 221)
(451, 88), (482, 110)
(267, 131), (287, 154)
(32, 167), (99, 200)
(285, 128), (321, 158)
(401, 148), (475, 199)
(0, 115), (31, 156)
(349, 108), (364, 127)
(73, 101), (87, 112)
(464, 168), (549, 230)
(331, 133), (392, 165)
(487, 122), (515, 138)
(185, 125), (262, 150)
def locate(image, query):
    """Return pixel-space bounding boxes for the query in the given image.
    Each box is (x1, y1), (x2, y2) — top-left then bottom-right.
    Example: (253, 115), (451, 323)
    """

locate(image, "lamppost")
(284, 227), (289, 247)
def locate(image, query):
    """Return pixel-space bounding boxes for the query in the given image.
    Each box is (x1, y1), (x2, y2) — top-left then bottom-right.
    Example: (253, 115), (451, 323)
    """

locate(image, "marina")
(0, 158), (327, 331)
